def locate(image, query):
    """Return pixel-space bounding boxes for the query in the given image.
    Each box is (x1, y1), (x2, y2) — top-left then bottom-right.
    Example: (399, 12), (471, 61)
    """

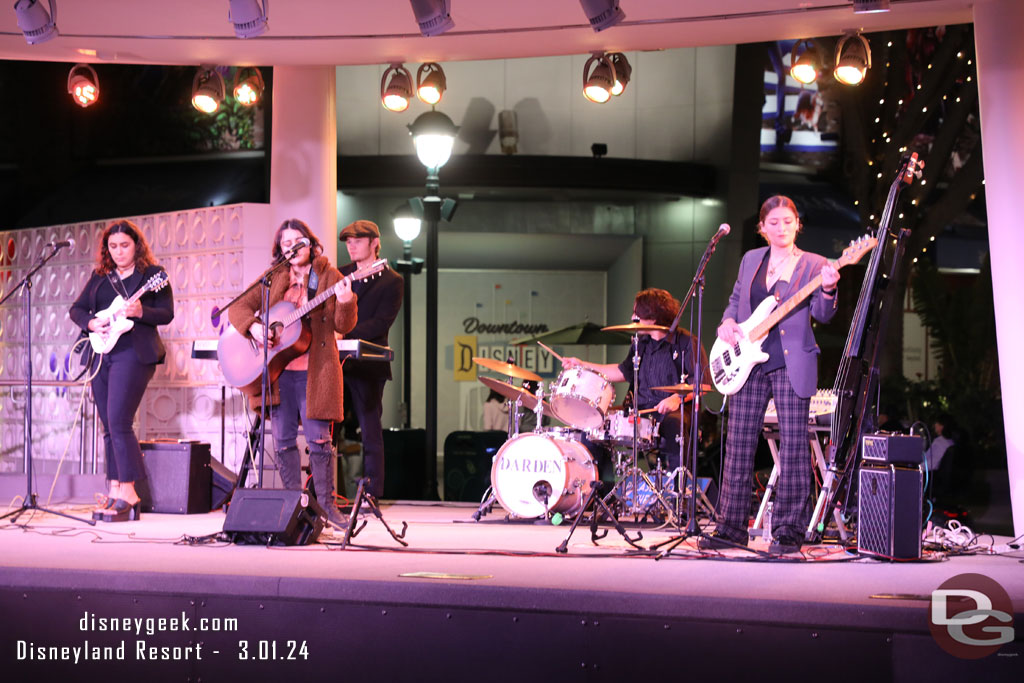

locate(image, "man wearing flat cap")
(339, 220), (403, 499)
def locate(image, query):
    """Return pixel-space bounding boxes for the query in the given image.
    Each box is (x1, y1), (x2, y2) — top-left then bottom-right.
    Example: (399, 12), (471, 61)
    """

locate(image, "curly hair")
(272, 218), (323, 264)
(95, 219), (158, 275)
(633, 288), (680, 328)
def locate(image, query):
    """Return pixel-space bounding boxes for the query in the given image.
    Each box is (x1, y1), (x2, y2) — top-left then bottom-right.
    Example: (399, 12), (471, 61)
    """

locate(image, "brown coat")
(227, 255), (357, 422)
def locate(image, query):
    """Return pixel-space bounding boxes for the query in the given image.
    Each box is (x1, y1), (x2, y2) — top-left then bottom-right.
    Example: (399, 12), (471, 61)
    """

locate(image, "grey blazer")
(722, 246), (838, 398)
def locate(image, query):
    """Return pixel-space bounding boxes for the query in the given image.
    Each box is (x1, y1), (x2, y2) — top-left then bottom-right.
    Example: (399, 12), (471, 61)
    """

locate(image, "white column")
(269, 66), (338, 252)
(974, 0), (1024, 537)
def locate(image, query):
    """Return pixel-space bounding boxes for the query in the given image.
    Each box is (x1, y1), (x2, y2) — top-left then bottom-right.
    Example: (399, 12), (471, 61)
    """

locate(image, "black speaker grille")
(858, 467), (892, 555)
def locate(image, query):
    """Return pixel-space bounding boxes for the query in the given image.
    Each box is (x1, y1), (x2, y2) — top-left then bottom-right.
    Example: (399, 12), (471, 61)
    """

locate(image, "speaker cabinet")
(209, 457), (236, 510)
(858, 464), (923, 559)
(139, 441), (212, 514)
(223, 488), (325, 546)
(383, 428), (428, 500)
(443, 431), (507, 503)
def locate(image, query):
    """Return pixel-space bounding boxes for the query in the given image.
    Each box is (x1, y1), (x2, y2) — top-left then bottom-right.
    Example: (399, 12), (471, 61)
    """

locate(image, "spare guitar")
(217, 259), (387, 395)
(709, 236), (876, 396)
(88, 271), (171, 354)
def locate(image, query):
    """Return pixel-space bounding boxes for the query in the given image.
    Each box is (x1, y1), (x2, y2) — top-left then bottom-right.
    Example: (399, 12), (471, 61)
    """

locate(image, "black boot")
(309, 446), (346, 529)
(274, 446), (303, 490)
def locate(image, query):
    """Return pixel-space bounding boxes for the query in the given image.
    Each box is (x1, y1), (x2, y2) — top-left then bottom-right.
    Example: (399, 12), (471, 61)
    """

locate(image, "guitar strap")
(305, 269), (319, 310)
(106, 271), (131, 300)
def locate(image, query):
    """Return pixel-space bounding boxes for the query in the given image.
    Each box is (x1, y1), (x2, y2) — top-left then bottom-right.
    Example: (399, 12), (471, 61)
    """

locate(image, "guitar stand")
(335, 477), (408, 549)
(555, 481), (643, 554)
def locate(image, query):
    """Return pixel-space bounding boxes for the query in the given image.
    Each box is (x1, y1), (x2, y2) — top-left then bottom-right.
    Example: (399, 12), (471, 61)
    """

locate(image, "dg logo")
(930, 573), (1015, 659)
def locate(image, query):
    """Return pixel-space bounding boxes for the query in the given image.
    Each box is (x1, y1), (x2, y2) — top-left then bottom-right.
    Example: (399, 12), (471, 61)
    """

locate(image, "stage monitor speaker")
(209, 458), (236, 510)
(139, 440), (212, 514)
(223, 488), (325, 546)
(444, 431), (507, 503)
(858, 464), (923, 559)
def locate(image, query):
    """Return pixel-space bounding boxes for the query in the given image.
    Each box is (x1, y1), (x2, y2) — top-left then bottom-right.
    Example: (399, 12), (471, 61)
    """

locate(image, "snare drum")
(549, 367), (615, 430)
(490, 432), (597, 519)
(596, 410), (660, 450)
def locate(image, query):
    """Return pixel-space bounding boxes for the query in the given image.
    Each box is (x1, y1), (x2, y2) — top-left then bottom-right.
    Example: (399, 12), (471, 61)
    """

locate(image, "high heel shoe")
(101, 499), (142, 522)
(92, 495), (116, 521)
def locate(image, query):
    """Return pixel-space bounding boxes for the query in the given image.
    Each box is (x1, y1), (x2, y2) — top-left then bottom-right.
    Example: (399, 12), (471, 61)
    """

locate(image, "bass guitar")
(89, 271), (170, 354)
(217, 259), (387, 395)
(709, 236), (876, 396)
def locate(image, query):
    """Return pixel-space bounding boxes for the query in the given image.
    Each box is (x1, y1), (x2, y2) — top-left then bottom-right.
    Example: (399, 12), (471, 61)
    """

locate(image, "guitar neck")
(283, 286), (337, 326)
(750, 272), (825, 340)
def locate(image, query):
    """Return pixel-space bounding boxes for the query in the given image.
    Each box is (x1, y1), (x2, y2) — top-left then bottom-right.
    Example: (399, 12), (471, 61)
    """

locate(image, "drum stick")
(537, 341), (563, 362)
(638, 407), (659, 415)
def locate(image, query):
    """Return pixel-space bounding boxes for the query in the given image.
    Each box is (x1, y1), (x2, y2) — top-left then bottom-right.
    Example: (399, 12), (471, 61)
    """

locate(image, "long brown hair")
(95, 219), (158, 275)
(272, 218), (323, 264)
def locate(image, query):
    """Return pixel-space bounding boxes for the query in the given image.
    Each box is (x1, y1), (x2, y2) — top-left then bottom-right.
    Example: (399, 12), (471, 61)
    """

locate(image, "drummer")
(561, 288), (697, 470)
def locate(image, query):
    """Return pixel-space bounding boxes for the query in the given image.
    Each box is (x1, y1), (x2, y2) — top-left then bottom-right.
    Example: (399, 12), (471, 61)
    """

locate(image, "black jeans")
(91, 347), (155, 482)
(344, 373), (387, 498)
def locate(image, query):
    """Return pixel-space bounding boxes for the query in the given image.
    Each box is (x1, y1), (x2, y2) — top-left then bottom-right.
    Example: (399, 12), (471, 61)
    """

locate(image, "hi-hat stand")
(0, 241), (93, 526)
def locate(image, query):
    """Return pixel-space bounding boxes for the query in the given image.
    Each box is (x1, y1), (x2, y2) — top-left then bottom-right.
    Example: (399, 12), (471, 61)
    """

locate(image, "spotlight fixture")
(381, 64), (414, 112)
(834, 32), (872, 86)
(853, 0), (890, 13)
(608, 52), (631, 96)
(233, 66), (264, 106)
(408, 110), (459, 170)
(579, 0), (625, 33)
(67, 64), (99, 108)
(409, 0), (455, 37)
(192, 67), (226, 114)
(14, 0), (57, 45)
(228, 0), (268, 38)
(416, 63), (447, 105)
(582, 53), (616, 104)
(789, 39), (819, 85)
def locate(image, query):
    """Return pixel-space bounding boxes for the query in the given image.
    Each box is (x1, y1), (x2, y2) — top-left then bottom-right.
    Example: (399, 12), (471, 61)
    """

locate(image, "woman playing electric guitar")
(700, 196), (840, 555)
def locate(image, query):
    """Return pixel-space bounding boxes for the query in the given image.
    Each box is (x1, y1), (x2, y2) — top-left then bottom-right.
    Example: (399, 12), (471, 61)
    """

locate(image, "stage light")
(228, 0), (268, 38)
(789, 39), (819, 85)
(834, 32), (872, 85)
(233, 67), (264, 106)
(67, 64), (99, 108)
(381, 64), (413, 112)
(583, 53), (615, 104)
(408, 110), (458, 171)
(579, 0), (625, 32)
(409, 0), (454, 37)
(14, 0), (57, 45)
(416, 63), (447, 105)
(192, 67), (226, 114)
(608, 53), (631, 96)
(853, 0), (890, 13)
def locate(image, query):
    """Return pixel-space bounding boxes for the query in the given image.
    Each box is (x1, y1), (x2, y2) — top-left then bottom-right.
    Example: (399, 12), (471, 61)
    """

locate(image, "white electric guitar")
(88, 271), (170, 354)
(709, 236), (876, 396)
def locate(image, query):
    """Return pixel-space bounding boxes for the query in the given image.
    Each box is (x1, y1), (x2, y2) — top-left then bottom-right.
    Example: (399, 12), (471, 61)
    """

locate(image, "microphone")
(708, 223), (730, 248)
(281, 237), (310, 259)
(47, 238), (75, 251)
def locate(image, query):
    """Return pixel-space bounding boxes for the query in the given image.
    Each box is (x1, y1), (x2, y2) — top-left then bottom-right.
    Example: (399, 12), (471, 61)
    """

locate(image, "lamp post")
(392, 204), (423, 430)
(408, 110), (458, 500)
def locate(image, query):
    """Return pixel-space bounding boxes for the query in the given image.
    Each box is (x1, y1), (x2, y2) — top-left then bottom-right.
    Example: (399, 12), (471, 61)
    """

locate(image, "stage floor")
(1, 500), (1022, 681)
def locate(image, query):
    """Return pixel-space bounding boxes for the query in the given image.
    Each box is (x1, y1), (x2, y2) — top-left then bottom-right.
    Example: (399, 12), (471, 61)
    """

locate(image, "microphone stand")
(650, 226), (727, 551)
(0, 244), (93, 525)
(217, 242), (306, 488)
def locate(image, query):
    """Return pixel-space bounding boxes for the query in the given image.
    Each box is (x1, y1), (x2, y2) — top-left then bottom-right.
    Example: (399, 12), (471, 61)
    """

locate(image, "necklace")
(767, 250), (795, 277)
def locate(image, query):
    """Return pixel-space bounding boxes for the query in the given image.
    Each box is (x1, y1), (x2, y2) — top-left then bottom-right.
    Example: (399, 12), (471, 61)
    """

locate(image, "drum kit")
(474, 321), (713, 528)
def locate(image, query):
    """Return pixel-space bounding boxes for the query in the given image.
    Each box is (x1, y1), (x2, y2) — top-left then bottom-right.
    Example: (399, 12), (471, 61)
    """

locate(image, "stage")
(1, 498), (1022, 682)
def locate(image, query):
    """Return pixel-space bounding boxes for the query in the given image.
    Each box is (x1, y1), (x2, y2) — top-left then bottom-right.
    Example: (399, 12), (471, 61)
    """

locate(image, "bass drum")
(491, 432), (597, 519)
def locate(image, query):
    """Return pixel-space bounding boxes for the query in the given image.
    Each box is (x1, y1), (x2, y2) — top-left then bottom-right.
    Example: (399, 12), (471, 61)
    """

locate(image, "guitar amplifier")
(861, 433), (923, 465)
(858, 464), (923, 560)
(139, 440), (213, 514)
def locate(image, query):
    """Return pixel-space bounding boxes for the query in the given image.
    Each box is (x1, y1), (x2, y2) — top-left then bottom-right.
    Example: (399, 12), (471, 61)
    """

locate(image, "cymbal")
(478, 375), (553, 416)
(651, 383), (714, 395)
(602, 322), (669, 334)
(472, 356), (542, 382)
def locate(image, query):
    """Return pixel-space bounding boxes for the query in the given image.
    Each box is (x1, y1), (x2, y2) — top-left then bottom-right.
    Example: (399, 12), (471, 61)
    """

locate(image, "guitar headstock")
(837, 235), (878, 268)
(147, 271), (170, 292)
(902, 152), (924, 185)
(352, 258), (388, 282)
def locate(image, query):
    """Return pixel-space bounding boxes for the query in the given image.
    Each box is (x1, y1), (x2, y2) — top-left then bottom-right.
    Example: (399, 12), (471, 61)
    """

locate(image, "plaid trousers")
(714, 363), (812, 540)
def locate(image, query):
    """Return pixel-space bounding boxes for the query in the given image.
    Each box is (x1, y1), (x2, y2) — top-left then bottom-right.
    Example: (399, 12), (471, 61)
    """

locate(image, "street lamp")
(408, 110), (458, 500)
(392, 203), (423, 430)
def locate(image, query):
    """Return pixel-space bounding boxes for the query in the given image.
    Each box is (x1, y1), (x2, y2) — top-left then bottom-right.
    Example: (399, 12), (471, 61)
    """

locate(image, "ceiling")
(0, 1), (974, 67)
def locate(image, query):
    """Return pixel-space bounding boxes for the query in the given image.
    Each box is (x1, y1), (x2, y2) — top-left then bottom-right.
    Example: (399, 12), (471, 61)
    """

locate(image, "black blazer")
(340, 262), (403, 382)
(69, 264), (175, 365)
